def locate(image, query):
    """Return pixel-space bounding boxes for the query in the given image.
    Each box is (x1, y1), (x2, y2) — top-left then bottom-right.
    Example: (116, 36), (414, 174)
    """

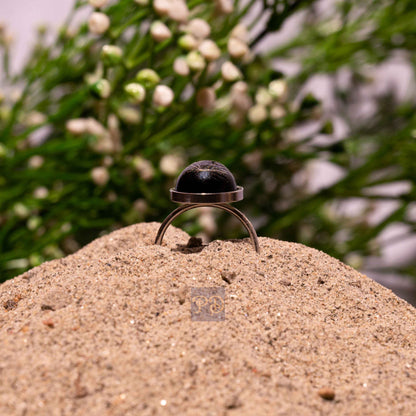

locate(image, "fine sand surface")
(1, 222), (416, 415)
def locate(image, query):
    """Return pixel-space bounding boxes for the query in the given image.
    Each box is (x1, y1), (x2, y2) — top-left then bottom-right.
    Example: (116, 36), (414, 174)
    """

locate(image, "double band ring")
(155, 160), (260, 253)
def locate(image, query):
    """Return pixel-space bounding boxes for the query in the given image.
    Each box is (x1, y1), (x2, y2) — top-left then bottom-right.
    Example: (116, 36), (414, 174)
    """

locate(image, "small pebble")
(225, 394), (242, 409)
(42, 319), (55, 328)
(186, 236), (202, 248)
(3, 299), (17, 310)
(221, 271), (236, 284)
(318, 387), (335, 401)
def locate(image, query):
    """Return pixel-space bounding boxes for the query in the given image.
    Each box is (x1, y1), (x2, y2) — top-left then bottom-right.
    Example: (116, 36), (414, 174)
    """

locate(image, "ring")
(155, 160), (260, 253)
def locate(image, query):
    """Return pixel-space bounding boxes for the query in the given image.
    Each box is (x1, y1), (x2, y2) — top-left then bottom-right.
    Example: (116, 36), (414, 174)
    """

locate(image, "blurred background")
(1, 0), (415, 304)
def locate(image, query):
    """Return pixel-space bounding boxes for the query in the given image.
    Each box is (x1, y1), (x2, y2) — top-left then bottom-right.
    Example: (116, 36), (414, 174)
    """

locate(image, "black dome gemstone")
(175, 160), (237, 193)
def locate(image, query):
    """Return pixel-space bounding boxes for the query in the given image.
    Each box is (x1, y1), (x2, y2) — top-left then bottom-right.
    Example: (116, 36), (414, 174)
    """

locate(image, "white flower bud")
(0, 23), (14, 47)
(243, 150), (262, 171)
(153, 85), (174, 107)
(133, 198), (149, 219)
(134, 199), (148, 214)
(345, 253), (363, 270)
(43, 245), (64, 258)
(28, 155), (44, 169)
(107, 114), (120, 130)
(198, 39), (221, 61)
(84, 62), (104, 85)
(242, 49), (255, 65)
(85, 118), (107, 136)
(154, 0), (189, 22)
(186, 18), (211, 39)
(248, 104), (268, 124)
(62, 237), (80, 253)
(198, 208), (217, 235)
(186, 51), (206, 71)
(66, 118), (89, 135)
(107, 113), (122, 153)
(101, 44), (123, 66)
(88, 0), (109, 8)
(90, 78), (111, 98)
(227, 38), (248, 59)
(178, 34), (198, 51)
(28, 125), (52, 147)
(136, 68), (160, 88)
(231, 81), (248, 95)
(270, 105), (286, 120)
(173, 57), (190, 76)
(33, 186), (49, 199)
(228, 111), (245, 128)
(3, 32), (14, 47)
(132, 156), (154, 181)
(6, 258), (30, 269)
(118, 107), (142, 124)
(150, 21), (172, 42)
(68, 118), (113, 155)
(63, 27), (77, 39)
(255, 87), (273, 106)
(230, 24), (248, 42)
(91, 135), (115, 154)
(212, 80), (223, 90)
(27, 216), (42, 231)
(153, 0), (170, 15)
(167, 0), (189, 22)
(269, 79), (288, 101)
(91, 167), (110, 186)
(196, 87), (216, 110)
(215, 0), (233, 14)
(23, 111), (47, 126)
(159, 154), (184, 176)
(61, 222), (72, 233)
(88, 12), (110, 35)
(215, 96), (231, 111)
(231, 89), (252, 113)
(221, 61), (242, 82)
(103, 156), (113, 167)
(10, 89), (22, 102)
(13, 203), (30, 219)
(124, 83), (146, 103)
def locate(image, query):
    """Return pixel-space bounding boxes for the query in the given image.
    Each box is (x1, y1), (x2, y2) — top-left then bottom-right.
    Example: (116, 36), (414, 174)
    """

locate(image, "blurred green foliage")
(0, 0), (415, 282)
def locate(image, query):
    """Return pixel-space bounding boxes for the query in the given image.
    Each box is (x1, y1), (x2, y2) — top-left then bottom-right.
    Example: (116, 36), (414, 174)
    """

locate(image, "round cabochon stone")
(175, 160), (237, 193)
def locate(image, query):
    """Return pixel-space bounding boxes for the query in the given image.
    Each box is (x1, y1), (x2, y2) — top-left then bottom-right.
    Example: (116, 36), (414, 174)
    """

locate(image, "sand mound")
(1, 222), (415, 415)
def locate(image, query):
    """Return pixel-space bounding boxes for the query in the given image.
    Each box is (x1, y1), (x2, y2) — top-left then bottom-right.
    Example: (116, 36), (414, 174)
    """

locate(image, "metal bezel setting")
(170, 186), (244, 204)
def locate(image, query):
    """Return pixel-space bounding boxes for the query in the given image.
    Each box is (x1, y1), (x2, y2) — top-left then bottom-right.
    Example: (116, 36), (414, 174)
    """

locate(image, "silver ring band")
(155, 203), (260, 253)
